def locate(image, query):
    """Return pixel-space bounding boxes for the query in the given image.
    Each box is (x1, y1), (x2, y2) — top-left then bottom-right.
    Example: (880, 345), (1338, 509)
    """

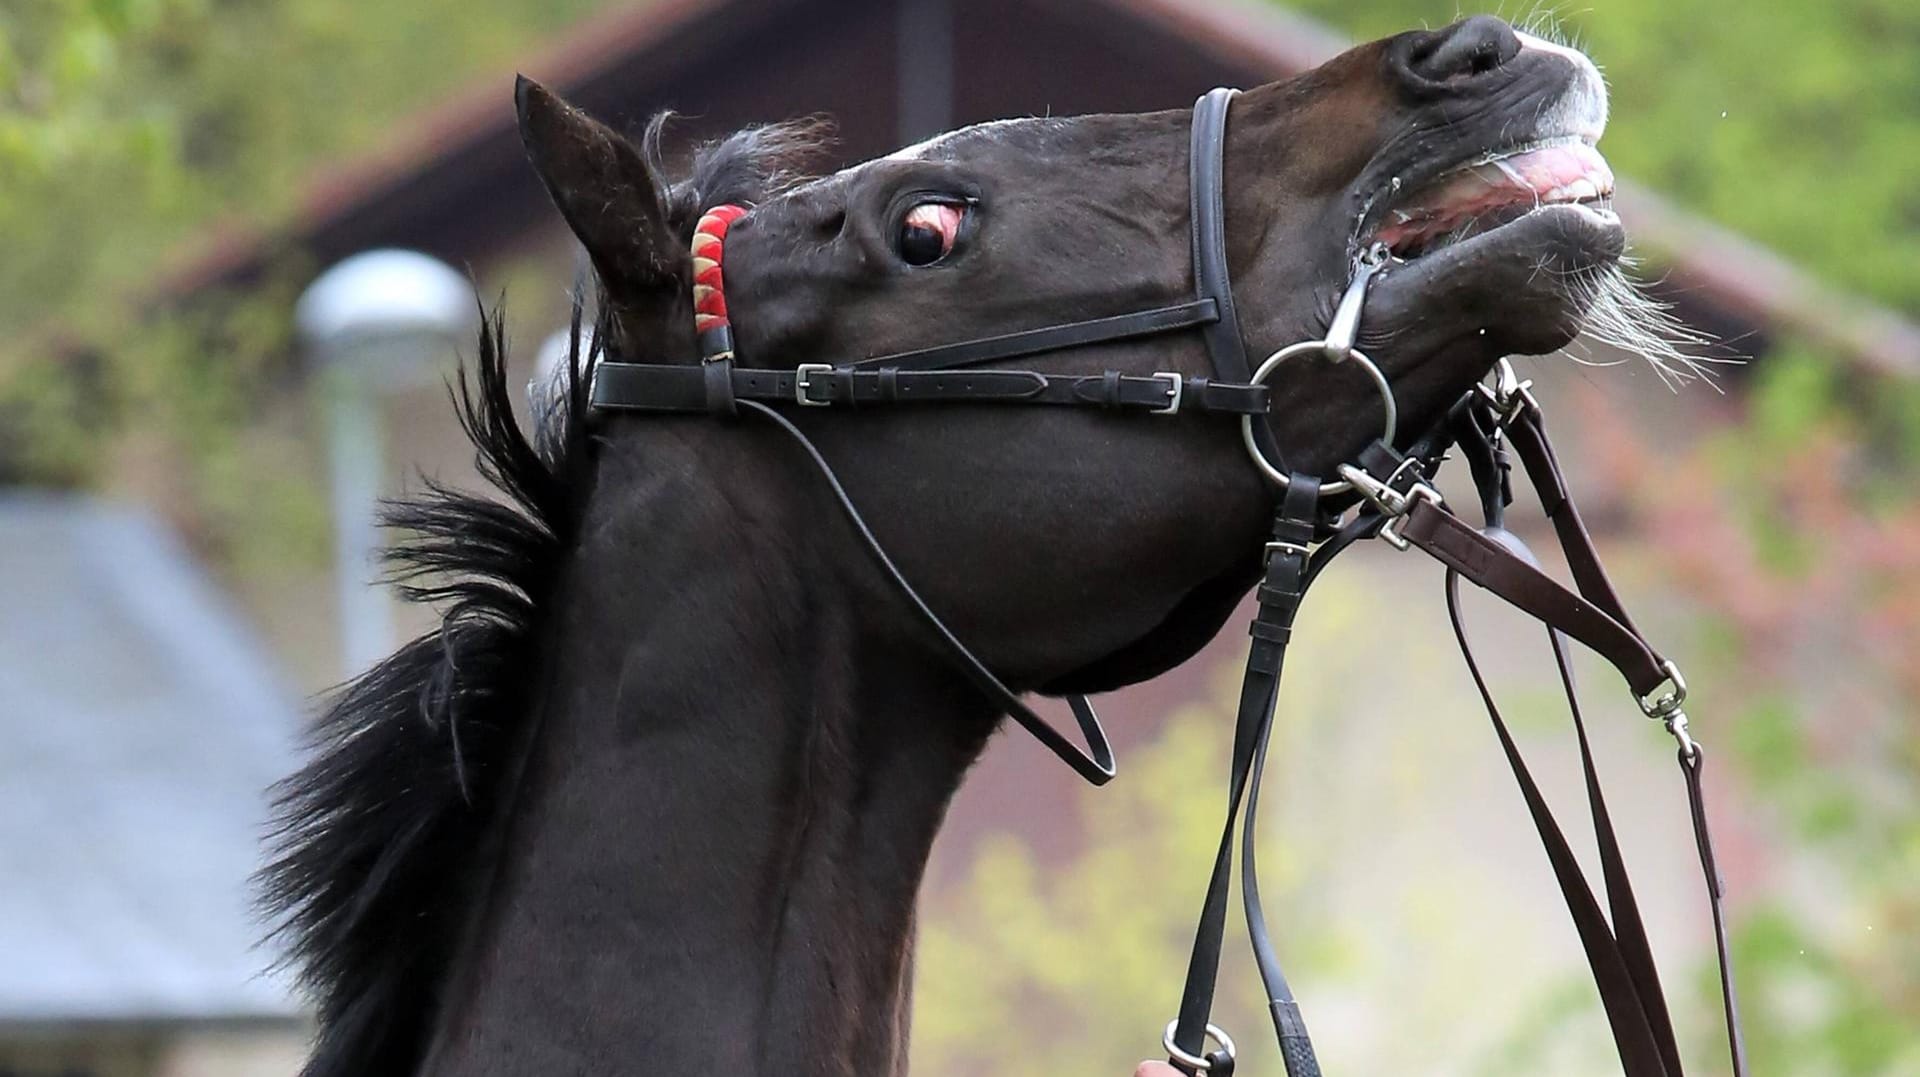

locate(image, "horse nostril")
(1406, 15), (1521, 84)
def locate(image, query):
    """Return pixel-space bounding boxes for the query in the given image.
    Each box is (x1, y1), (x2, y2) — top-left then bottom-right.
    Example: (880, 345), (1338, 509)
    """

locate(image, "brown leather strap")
(1397, 499), (1671, 696)
(1502, 400), (1646, 640)
(1423, 394), (1748, 1077)
(1682, 745), (1750, 1076)
(1447, 571), (1678, 1076)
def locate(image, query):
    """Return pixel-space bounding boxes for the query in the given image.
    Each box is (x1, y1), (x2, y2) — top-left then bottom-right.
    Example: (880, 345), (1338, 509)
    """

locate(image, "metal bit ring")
(1241, 341), (1398, 495)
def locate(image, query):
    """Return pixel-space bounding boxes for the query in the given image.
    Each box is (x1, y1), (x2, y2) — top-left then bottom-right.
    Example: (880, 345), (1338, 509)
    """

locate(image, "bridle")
(587, 88), (1748, 1077)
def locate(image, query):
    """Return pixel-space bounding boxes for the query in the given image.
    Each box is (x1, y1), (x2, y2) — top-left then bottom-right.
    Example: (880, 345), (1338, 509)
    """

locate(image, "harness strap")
(842, 299), (1221, 374)
(1449, 573), (1681, 1076)
(1431, 394), (1747, 1077)
(592, 362), (1267, 415)
(731, 400), (1116, 785)
(1166, 477), (1346, 1077)
(1395, 497), (1672, 697)
(1191, 88), (1278, 471)
(1685, 745), (1750, 1076)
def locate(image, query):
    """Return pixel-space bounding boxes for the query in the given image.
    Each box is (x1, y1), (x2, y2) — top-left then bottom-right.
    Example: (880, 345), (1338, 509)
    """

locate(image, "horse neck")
(420, 424), (995, 1077)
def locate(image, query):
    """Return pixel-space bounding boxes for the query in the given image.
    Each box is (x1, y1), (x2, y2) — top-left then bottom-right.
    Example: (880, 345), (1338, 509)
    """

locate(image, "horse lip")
(1352, 130), (1605, 254)
(1359, 201), (1627, 367)
(1349, 52), (1610, 252)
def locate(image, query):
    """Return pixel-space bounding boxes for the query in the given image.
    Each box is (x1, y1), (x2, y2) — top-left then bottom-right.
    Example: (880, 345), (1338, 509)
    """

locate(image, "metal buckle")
(1637, 659), (1688, 719)
(1148, 371), (1183, 415)
(1637, 661), (1697, 759)
(1163, 1021), (1237, 1072)
(1378, 484), (1441, 550)
(793, 363), (833, 406)
(1264, 538), (1313, 563)
(1663, 709), (1699, 763)
(1337, 461), (1442, 550)
(1476, 358), (1538, 427)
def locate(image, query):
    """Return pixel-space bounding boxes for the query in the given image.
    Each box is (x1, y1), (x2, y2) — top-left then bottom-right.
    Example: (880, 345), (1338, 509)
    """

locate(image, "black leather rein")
(582, 87), (1747, 1077)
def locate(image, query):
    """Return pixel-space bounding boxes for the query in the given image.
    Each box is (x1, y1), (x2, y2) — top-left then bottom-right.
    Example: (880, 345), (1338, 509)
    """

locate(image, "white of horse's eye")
(898, 202), (964, 265)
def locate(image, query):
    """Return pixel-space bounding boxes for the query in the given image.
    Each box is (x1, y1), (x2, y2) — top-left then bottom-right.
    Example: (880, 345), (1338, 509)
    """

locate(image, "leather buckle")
(1163, 1020), (1236, 1073)
(1338, 461), (1442, 550)
(1476, 358), (1539, 428)
(1263, 539), (1312, 563)
(1378, 484), (1441, 550)
(794, 363), (833, 406)
(1148, 371), (1183, 414)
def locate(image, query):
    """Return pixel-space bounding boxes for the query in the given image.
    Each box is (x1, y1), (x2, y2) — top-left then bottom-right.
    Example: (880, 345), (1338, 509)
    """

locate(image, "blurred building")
(0, 495), (307, 1077)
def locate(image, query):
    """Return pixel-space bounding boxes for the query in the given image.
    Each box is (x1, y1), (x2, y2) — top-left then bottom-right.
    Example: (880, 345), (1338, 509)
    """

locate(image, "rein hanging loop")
(1162, 1021), (1237, 1074)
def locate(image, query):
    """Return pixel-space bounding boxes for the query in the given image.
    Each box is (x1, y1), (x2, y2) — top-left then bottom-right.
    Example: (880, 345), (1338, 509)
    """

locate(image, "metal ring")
(1240, 340), (1399, 494)
(1163, 1021), (1237, 1072)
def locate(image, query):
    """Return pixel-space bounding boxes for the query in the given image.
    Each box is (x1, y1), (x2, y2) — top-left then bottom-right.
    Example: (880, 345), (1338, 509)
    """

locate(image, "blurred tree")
(0, 0), (610, 333)
(0, 0), (613, 550)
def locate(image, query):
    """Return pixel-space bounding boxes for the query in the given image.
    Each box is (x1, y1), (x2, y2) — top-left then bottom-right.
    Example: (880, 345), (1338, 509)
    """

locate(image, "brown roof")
(160, 0), (1919, 378)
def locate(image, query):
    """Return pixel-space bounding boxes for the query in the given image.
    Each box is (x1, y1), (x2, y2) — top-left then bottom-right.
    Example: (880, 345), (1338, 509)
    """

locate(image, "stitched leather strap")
(1191, 88), (1281, 472)
(1396, 499), (1671, 696)
(1433, 393), (1747, 1077)
(592, 362), (1267, 415)
(1166, 476), (1344, 1077)
(843, 299), (1221, 373)
(1448, 569), (1681, 1077)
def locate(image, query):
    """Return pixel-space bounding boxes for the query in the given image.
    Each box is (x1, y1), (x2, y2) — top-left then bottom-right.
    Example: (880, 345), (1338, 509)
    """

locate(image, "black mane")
(258, 117), (827, 1077)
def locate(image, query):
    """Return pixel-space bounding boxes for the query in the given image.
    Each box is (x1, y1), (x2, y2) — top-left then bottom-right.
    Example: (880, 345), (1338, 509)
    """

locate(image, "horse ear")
(515, 76), (683, 307)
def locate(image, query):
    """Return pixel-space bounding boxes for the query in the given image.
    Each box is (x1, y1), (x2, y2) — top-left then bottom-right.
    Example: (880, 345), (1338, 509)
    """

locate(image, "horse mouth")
(1353, 125), (1629, 377)
(1366, 138), (1618, 262)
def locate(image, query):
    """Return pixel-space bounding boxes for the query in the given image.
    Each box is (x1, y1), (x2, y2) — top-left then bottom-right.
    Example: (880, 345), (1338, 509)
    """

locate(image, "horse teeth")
(1566, 178), (1599, 201)
(1543, 186), (1567, 203)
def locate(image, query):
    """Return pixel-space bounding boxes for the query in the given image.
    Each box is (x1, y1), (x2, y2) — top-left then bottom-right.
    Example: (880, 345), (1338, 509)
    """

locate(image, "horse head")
(515, 14), (1622, 692)
(271, 18), (1638, 1077)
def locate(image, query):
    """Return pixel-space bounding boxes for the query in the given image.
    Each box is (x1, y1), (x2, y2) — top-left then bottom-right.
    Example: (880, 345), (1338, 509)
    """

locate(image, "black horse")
(262, 16), (1632, 1077)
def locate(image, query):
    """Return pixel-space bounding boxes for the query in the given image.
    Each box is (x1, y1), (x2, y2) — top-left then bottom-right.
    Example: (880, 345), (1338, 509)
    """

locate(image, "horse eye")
(897, 202), (964, 266)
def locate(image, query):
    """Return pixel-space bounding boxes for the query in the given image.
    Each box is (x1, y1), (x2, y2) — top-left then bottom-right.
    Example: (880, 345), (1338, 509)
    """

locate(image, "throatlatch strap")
(732, 401), (1115, 785)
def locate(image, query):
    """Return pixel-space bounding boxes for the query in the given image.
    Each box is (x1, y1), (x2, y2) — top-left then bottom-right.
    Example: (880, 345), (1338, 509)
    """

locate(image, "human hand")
(1133, 1063), (1184, 1077)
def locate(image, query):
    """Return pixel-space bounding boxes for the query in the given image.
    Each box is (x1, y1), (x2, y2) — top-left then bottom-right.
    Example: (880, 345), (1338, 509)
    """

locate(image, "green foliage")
(0, 0), (615, 565)
(0, 0), (609, 334)
(1283, 0), (1920, 315)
